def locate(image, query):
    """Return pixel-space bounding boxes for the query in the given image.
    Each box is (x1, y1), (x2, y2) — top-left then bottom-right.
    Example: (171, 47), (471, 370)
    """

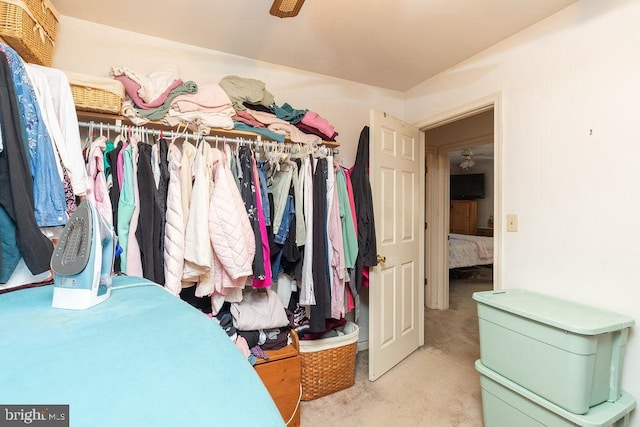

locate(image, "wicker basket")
(70, 83), (123, 114)
(299, 322), (359, 401)
(24, 0), (58, 39)
(0, 0), (56, 66)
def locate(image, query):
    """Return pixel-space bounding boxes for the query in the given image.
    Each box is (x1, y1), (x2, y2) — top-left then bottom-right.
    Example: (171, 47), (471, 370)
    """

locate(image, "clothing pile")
(111, 66), (338, 144)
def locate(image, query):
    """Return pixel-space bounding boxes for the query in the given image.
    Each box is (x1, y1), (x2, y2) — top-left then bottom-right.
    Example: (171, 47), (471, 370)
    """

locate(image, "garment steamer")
(51, 199), (115, 309)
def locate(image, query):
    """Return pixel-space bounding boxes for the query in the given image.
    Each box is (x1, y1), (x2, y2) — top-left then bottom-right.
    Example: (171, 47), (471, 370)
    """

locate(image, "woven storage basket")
(24, 0), (57, 39)
(299, 322), (359, 401)
(70, 84), (123, 114)
(0, 0), (56, 66)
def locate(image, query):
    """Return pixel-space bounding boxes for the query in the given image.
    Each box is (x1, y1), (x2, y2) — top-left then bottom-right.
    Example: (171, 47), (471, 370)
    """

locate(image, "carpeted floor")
(299, 275), (493, 426)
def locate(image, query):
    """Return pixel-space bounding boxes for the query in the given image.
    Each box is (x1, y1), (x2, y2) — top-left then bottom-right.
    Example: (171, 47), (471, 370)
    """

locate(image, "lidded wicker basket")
(0, 0), (58, 66)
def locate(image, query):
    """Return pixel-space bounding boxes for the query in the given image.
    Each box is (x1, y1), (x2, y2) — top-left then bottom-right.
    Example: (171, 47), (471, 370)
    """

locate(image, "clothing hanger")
(288, 143), (303, 159)
(112, 126), (125, 148)
(313, 144), (328, 159)
(170, 123), (188, 146)
(83, 121), (95, 151)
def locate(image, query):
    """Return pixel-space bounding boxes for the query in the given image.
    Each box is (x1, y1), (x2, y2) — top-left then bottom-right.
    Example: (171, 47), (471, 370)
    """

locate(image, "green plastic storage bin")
(473, 290), (635, 415)
(476, 360), (636, 427)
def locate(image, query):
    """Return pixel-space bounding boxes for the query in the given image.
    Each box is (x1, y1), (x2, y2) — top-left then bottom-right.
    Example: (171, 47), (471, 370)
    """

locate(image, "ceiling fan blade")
(270, 0), (305, 18)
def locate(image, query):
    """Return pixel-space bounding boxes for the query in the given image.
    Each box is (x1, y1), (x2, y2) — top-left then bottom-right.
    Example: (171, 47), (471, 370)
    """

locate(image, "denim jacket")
(0, 44), (66, 226)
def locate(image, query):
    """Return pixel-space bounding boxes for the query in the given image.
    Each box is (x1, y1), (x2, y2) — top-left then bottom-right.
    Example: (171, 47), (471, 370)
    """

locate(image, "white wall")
(406, 0), (640, 420)
(52, 16), (406, 167)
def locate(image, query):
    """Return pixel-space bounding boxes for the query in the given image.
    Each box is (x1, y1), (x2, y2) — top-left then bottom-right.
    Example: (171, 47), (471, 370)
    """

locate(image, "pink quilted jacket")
(209, 148), (255, 292)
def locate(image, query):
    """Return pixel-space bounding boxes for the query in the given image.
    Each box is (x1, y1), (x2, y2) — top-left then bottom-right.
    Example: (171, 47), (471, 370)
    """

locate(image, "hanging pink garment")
(116, 139), (129, 190)
(86, 136), (113, 225)
(342, 166), (358, 235)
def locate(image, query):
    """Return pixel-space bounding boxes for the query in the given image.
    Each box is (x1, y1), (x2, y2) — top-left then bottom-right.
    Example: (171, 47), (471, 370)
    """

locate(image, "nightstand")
(254, 329), (301, 426)
(476, 227), (494, 237)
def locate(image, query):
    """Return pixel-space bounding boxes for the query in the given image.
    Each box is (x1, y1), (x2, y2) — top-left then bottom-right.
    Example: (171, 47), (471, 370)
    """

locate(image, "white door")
(369, 109), (424, 381)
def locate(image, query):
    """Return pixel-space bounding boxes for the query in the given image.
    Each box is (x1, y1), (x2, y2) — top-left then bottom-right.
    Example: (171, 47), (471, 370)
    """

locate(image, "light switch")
(506, 214), (518, 232)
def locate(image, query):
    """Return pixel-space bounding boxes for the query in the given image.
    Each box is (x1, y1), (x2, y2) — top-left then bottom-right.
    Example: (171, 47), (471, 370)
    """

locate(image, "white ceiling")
(50, 0), (578, 92)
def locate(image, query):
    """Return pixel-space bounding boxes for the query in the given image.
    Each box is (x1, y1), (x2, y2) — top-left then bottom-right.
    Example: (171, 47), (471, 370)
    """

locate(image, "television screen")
(450, 173), (485, 200)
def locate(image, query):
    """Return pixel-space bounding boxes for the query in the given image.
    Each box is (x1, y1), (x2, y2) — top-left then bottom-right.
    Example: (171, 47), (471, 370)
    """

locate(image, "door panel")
(369, 109), (424, 381)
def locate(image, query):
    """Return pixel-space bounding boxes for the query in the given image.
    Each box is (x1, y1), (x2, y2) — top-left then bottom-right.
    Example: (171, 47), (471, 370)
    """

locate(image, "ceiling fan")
(270, 0), (306, 18)
(459, 148), (476, 170)
(453, 145), (494, 170)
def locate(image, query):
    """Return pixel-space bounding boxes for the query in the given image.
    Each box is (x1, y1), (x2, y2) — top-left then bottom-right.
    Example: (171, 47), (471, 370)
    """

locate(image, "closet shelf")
(75, 110), (340, 148)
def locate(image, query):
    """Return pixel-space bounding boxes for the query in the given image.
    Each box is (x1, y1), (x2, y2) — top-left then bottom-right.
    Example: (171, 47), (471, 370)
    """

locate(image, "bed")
(449, 233), (494, 269)
(0, 276), (284, 427)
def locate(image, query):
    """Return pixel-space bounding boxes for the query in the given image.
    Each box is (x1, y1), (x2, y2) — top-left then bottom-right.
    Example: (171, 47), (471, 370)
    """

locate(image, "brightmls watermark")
(0, 405), (68, 426)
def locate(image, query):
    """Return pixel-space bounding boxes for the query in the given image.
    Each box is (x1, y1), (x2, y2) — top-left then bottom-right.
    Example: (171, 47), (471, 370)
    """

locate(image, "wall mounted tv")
(450, 173), (485, 200)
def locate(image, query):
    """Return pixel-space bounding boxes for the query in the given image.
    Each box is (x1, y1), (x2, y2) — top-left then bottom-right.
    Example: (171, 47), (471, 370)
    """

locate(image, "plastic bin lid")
(473, 290), (635, 335)
(475, 360), (636, 426)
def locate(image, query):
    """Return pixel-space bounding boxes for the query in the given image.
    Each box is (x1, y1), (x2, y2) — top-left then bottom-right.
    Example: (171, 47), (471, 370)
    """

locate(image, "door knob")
(377, 254), (386, 264)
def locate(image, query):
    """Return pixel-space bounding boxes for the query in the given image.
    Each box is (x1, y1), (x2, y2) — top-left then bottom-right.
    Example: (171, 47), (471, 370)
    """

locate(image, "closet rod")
(77, 120), (270, 147)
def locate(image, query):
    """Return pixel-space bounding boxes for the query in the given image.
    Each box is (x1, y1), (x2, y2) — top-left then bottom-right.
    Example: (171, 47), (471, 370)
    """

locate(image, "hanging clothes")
(180, 141), (197, 229)
(251, 155), (272, 288)
(0, 44), (66, 227)
(163, 143), (185, 296)
(24, 66), (77, 217)
(106, 139), (124, 272)
(86, 136), (113, 224)
(328, 164), (346, 320)
(299, 155), (315, 306)
(125, 137), (143, 277)
(156, 138), (170, 273)
(183, 140), (214, 288)
(136, 142), (164, 283)
(238, 146), (267, 283)
(26, 64), (89, 198)
(0, 52), (53, 277)
(256, 159), (272, 227)
(336, 167), (358, 269)
(291, 158), (306, 247)
(350, 126), (378, 292)
(209, 147), (256, 313)
(75, 116), (360, 327)
(0, 207), (20, 284)
(309, 157), (331, 333)
(117, 141), (135, 272)
(268, 160), (293, 237)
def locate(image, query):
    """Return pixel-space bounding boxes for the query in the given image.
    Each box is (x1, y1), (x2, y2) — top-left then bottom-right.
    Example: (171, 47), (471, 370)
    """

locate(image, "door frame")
(416, 93), (503, 309)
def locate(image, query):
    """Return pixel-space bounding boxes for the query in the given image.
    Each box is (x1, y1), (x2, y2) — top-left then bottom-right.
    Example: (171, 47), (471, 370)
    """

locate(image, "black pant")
(136, 142), (164, 284)
(310, 157), (330, 333)
(0, 54), (53, 275)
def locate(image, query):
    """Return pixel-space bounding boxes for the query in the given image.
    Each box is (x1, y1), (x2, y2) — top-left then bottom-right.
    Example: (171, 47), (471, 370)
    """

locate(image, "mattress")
(449, 233), (494, 269)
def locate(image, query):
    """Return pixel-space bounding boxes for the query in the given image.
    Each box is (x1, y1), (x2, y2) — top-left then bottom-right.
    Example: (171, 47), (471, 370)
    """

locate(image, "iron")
(51, 199), (115, 309)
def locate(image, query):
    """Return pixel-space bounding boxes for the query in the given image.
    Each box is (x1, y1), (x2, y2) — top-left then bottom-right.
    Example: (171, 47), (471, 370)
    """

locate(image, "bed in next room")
(449, 233), (494, 269)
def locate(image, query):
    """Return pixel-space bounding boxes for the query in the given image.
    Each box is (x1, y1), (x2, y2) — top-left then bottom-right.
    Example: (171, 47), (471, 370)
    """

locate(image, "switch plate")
(506, 214), (518, 232)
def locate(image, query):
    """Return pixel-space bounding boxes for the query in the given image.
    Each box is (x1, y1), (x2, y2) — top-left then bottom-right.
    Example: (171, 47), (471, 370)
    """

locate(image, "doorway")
(420, 95), (502, 310)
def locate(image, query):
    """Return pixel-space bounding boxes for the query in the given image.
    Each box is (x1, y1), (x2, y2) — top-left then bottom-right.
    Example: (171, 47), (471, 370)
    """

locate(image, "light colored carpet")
(300, 276), (493, 426)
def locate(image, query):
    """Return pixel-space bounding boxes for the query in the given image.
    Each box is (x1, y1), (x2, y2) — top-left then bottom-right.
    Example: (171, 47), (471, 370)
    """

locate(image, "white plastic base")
(51, 286), (111, 310)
